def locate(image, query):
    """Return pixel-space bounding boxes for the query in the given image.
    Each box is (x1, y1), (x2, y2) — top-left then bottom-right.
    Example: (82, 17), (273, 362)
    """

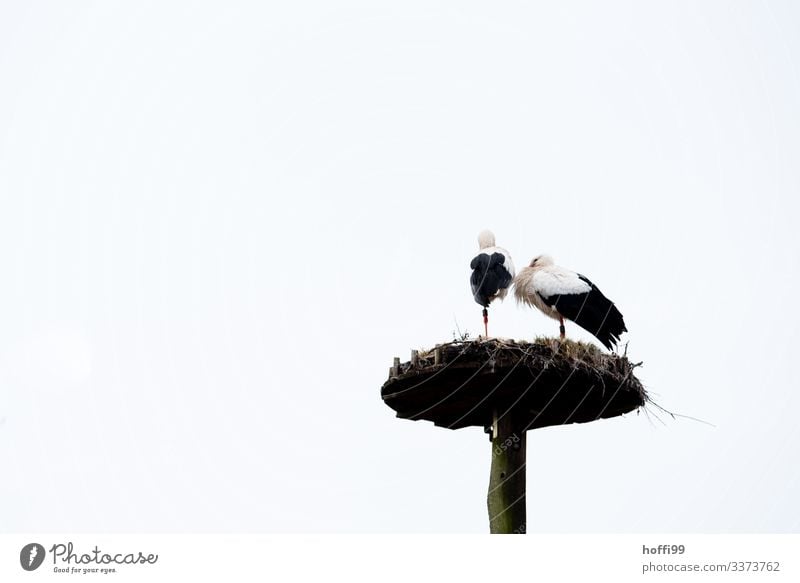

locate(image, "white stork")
(513, 255), (627, 350)
(470, 230), (515, 337)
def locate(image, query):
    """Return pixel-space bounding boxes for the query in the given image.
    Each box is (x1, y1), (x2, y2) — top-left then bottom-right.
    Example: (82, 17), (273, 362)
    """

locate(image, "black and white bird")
(470, 230), (515, 337)
(513, 255), (627, 350)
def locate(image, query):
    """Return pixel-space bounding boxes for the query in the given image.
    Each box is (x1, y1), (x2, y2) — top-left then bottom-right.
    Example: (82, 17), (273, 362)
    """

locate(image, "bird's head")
(530, 255), (554, 268)
(477, 229), (496, 249)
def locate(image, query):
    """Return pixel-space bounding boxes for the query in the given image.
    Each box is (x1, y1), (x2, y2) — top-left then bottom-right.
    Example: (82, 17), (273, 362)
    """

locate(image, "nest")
(381, 338), (647, 431)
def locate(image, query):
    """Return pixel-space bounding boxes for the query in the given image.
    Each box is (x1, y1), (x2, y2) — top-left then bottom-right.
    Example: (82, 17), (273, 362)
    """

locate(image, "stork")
(513, 255), (627, 350)
(470, 230), (515, 338)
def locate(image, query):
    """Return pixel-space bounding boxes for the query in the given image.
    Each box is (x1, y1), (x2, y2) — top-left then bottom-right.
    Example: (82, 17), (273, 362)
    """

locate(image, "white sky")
(1, 1), (799, 533)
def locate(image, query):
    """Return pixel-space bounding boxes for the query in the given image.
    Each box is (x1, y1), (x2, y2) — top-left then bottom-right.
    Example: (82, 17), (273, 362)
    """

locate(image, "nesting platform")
(381, 338), (646, 431)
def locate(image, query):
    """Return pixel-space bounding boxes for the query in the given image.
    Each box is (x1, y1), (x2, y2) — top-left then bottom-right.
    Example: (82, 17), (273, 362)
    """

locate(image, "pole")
(487, 411), (527, 534)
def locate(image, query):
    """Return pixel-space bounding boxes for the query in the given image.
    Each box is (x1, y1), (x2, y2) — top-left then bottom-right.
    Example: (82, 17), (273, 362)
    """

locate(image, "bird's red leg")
(483, 308), (489, 338)
(559, 316), (565, 340)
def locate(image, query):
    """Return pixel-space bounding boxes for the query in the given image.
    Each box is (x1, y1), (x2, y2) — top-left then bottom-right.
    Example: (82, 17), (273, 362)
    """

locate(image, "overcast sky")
(1, 1), (799, 533)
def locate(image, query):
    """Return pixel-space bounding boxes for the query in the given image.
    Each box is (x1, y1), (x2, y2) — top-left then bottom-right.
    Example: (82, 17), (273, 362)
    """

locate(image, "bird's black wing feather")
(539, 274), (627, 350)
(470, 252), (513, 308)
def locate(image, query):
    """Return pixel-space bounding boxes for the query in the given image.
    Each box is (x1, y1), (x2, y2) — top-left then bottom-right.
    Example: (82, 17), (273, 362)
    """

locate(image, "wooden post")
(487, 412), (526, 534)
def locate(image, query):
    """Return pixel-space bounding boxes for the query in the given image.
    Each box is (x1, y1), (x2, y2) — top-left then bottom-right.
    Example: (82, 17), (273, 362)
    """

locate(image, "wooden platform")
(381, 338), (646, 431)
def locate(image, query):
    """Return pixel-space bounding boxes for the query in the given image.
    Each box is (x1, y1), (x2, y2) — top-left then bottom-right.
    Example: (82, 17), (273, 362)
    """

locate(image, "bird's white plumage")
(531, 266), (590, 298)
(514, 256), (588, 320)
(478, 229), (496, 249)
(515, 255), (587, 299)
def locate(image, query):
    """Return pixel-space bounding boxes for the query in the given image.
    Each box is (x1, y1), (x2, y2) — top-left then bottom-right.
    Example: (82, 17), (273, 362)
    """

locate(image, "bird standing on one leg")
(470, 230), (515, 338)
(513, 255), (627, 350)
